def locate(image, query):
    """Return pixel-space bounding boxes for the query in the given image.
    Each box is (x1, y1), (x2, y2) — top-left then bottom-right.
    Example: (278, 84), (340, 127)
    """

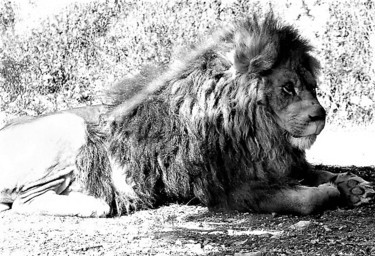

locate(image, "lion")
(0, 13), (373, 217)
(106, 13), (375, 214)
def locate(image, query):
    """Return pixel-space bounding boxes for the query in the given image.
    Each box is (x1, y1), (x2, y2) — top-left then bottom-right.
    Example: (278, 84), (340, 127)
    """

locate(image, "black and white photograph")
(1, 0), (375, 255)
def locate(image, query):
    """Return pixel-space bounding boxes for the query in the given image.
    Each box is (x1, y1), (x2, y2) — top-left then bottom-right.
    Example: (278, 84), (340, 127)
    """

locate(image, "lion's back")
(0, 113), (87, 191)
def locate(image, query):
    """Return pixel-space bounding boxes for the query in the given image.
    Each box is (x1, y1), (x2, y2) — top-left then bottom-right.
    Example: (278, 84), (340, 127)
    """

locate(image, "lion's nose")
(308, 106), (326, 122)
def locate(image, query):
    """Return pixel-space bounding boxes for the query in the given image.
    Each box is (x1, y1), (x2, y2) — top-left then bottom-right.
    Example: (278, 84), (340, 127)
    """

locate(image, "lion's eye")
(282, 82), (295, 95)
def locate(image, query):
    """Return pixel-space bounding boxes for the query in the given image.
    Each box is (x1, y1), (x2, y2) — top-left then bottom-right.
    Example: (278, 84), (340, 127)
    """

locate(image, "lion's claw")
(334, 172), (375, 207)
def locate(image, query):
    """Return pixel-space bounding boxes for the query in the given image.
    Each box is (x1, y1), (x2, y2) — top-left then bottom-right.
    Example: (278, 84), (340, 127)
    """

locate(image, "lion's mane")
(108, 14), (320, 212)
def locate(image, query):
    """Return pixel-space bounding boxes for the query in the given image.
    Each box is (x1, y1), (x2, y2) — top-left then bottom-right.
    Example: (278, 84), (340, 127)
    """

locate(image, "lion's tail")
(75, 124), (129, 216)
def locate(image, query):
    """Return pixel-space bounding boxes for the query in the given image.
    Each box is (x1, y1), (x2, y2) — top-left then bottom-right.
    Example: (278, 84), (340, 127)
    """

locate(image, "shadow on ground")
(1, 165), (374, 256)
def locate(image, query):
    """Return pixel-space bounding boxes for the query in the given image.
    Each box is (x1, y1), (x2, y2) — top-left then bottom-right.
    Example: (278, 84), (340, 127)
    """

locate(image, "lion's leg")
(12, 191), (110, 217)
(303, 169), (375, 207)
(258, 184), (341, 215)
(11, 169), (110, 217)
(230, 183), (341, 215)
(302, 169), (337, 186)
(334, 172), (375, 207)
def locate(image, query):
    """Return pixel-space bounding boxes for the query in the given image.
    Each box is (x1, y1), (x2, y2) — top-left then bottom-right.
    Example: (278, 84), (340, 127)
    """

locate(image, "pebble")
(289, 220), (312, 230)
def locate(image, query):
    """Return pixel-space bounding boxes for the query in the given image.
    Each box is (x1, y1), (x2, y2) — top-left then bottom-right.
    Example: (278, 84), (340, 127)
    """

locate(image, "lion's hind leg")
(8, 167), (110, 217)
(12, 191), (110, 217)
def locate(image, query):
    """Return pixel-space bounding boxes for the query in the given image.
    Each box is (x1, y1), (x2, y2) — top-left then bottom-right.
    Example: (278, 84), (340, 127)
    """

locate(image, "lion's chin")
(289, 134), (317, 150)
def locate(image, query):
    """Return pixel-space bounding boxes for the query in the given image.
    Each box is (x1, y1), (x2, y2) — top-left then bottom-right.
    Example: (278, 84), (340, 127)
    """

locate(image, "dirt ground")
(1, 128), (375, 256)
(1, 166), (374, 256)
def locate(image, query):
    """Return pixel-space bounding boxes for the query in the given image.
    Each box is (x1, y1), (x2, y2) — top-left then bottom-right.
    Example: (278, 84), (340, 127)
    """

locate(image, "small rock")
(234, 251), (265, 256)
(338, 225), (347, 230)
(271, 232), (283, 239)
(202, 239), (210, 246)
(310, 238), (319, 244)
(323, 225), (332, 232)
(233, 239), (248, 246)
(289, 220), (312, 230)
(209, 230), (224, 235)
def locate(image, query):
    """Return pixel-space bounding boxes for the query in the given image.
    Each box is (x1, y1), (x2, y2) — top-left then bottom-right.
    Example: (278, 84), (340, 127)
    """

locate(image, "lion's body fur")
(75, 124), (117, 212)
(107, 14), (318, 212)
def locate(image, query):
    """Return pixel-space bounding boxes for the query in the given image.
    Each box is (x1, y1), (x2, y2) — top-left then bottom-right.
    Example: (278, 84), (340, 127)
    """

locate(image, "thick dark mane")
(232, 13), (320, 76)
(109, 13), (316, 211)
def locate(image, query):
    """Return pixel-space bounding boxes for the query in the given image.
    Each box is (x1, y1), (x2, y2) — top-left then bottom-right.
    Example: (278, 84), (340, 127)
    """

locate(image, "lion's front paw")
(334, 172), (375, 207)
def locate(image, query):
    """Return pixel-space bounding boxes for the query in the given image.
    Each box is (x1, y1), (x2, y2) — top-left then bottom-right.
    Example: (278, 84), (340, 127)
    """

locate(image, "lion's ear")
(233, 31), (278, 75)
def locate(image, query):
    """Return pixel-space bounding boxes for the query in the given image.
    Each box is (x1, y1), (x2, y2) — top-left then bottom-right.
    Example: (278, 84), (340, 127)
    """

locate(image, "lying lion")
(0, 13), (373, 217)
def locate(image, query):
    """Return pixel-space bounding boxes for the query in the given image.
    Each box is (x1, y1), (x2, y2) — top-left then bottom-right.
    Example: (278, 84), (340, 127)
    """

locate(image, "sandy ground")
(1, 126), (375, 256)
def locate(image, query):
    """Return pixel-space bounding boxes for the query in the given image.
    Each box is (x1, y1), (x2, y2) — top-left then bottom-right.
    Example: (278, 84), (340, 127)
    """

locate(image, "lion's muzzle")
(306, 103), (326, 135)
(297, 100), (326, 137)
(301, 119), (325, 137)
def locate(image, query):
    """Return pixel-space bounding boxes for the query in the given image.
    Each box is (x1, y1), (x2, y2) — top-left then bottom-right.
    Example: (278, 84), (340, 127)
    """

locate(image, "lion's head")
(258, 64), (325, 150)
(228, 14), (325, 150)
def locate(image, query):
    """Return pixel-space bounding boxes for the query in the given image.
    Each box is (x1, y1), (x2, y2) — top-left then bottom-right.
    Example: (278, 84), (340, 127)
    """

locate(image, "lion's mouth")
(288, 134), (317, 150)
(289, 120), (325, 138)
(309, 120), (325, 135)
(285, 120), (324, 150)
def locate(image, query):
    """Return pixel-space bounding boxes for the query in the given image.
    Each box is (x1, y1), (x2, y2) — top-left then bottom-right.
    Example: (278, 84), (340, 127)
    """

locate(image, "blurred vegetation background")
(0, 0), (374, 128)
